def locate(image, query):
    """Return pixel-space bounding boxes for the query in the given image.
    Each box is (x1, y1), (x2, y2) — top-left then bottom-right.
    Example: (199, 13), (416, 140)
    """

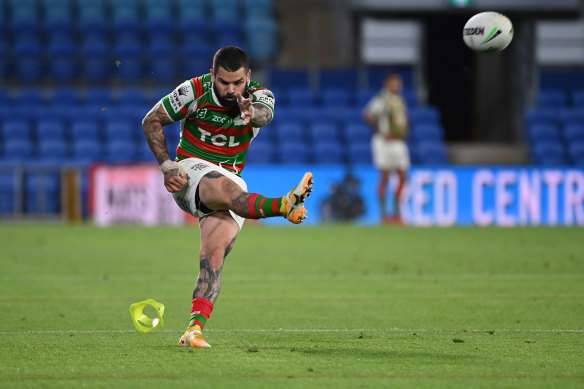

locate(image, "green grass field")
(0, 223), (583, 388)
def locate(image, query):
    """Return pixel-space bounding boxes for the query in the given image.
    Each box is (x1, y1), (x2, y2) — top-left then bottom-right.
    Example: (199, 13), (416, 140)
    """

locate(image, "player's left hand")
(236, 92), (254, 125)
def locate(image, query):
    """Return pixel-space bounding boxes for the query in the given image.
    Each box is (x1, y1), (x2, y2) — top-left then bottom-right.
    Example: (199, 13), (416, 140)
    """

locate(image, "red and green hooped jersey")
(161, 74), (275, 175)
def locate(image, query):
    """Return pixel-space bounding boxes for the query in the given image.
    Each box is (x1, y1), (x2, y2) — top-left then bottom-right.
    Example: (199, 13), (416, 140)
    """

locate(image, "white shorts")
(172, 158), (247, 230)
(371, 134), (410, 171)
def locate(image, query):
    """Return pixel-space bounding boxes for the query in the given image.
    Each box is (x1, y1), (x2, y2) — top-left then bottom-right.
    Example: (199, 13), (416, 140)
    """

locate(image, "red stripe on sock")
(258, 197), (266, 217)
(247, 193), (260, 219)
(272, 198), (281, 216)
(191, 298), (214, 318)
(190, 320), (205, 328)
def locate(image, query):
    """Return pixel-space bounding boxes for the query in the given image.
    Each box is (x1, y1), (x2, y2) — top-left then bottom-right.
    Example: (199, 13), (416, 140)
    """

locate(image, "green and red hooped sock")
(247, 193), (284, 219)
(188, 298), (214, 330)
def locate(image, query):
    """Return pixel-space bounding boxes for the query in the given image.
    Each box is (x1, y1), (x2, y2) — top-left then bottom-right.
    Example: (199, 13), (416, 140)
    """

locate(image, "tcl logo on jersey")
(199, 129), (240, 147)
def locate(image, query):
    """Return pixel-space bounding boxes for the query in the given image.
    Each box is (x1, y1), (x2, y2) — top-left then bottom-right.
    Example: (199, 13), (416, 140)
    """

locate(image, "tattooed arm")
(235, 92), (273, 127)
(142, 101), (187, 192)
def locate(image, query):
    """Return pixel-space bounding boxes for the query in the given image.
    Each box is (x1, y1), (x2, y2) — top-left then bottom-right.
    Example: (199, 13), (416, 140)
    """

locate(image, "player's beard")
(213, 83), (239, 108)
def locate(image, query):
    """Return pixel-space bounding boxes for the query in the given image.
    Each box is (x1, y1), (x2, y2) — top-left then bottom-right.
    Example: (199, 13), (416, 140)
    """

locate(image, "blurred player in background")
(142, 46), (313, 348)
(363, 73), (410, 224)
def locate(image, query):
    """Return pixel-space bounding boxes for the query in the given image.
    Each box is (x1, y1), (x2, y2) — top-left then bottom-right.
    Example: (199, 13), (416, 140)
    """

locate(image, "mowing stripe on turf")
(1, 328), (583, 335)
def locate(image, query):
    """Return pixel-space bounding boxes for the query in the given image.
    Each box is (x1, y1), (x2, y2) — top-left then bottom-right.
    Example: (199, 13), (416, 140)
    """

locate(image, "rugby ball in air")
(463, 12), (514, 53)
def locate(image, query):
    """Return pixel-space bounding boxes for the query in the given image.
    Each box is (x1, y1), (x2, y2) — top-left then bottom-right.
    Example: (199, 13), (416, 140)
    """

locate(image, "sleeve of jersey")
(251, 88), (275, 116)
(161, 80), (197, 121)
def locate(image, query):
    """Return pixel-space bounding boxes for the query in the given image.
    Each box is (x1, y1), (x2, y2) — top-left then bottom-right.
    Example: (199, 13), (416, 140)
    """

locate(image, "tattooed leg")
(193, 211), (239, 303)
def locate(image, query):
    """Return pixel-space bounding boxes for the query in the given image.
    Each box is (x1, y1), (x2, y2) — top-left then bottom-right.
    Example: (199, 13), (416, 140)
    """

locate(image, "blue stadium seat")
(527, 124), (561, 144)
(46, 35), (77, 82)
(308, 123), (340, 143)
(245, 140), (276, 165)
(319, 68), (358, 90)
(15, 88), (46, 105)
(286, 88), (318, 107)
(409, 107), (441, 126)
(531, 141), (566, 165)
(416, 141), (447, 165)
(71, 139), (103, 164)
(558, 109), (584, 127)
(567, 141), (584, 165)
(82, 88), (114, 107)
(321, 88), (351, 107)
(36, 121), (67, 141)
(278, 140), (311, 164)
(24, 173), (61, 214)
(104, 121), (134, 142)
(44, 0), (73, 35)
(2, 120), (32, 142)
(2, 139), (33, 162)
(105, 139), (137, 163)
(0, 174), (16, 215)
(70, 121), (100, 142)
(274, 123), (304, 144)
(356, 88), (377, 108)
(411, 124), (444, 143)
(572, 90), (584, 107)
(313, 141), (344, 164)
(563, 124), (584, 143)
(115, 89), (150, 106)
(269, 69), (309, 89)
(49, 88), (79, 105)
(342, 123), (372, 142)
(347, 141), (372, 165)
(37, 139), (68, 162)
(538, 89), (568, 108)
(402, 89), (418, 108)
(524, 108), (558, 128)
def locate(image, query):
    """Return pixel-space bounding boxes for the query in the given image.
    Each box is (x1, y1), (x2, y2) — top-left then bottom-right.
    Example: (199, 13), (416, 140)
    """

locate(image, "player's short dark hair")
(213, 46), (249, 73)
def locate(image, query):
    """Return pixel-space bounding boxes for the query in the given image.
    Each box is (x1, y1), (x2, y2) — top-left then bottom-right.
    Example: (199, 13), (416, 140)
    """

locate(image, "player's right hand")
(163, 167), (188, 193)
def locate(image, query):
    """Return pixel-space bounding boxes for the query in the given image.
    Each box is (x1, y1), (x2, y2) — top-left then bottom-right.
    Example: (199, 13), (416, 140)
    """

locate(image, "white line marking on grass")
(1, 328), (583, 335)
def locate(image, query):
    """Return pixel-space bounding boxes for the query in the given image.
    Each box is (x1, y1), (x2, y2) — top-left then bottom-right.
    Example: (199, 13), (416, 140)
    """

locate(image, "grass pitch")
(0, 223), (583, 388)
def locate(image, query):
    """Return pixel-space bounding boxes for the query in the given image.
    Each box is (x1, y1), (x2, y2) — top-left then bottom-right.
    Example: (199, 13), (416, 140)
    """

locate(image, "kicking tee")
(161, 73), (275, 174)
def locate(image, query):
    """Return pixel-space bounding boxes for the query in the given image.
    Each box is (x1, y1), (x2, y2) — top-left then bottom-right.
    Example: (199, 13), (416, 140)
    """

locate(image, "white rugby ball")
(463, 12), (514, 53)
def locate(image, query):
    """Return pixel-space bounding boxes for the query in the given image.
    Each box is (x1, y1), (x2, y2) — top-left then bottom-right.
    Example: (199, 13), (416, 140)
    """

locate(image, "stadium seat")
(409, 107), (441, 126)
(313, 141), (344, 164)
(563, 124), (584, 143)
(278, 141), (311, 164)
(356, 88), (377, 108)
(37, 139), (68, 163)
(538, 89), (568, 108)
(24, 173), (61, 214)
(572, 90), (584, 107)
(308, 123), (340, 143)
(104, 139), (137, 163)
(82, 89), (114, 107)
(524, 108), (558, 128)
(402, 88), (418, 108)
(558, 109), (584, 127)
(0, 174), (16, 215)
(115, 89), (150, 106)
(104, 121), (135, 142)
(70, 121), (100, 142)
(71, 139), (103, 164)
(245, 140), (276, 165)
(342, 123), (372, 142)
(286, 88), (318, 108)
(2, 139), (33, 162)
(347, 141), (372, 165)
(531, 141), (567, 165)
(567, 141), (584, 165)
(2, 120), (32, 142)
(527, 124), (561, 144)
(49, 88), (79, 105)
(321, 88), (351, 107)
(36, 121), (67, 141)
(15, 88), (46, 105)
(274, 123), (304, 144)
(411, 124), (444, 143)
(416, 141), (447, 165)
